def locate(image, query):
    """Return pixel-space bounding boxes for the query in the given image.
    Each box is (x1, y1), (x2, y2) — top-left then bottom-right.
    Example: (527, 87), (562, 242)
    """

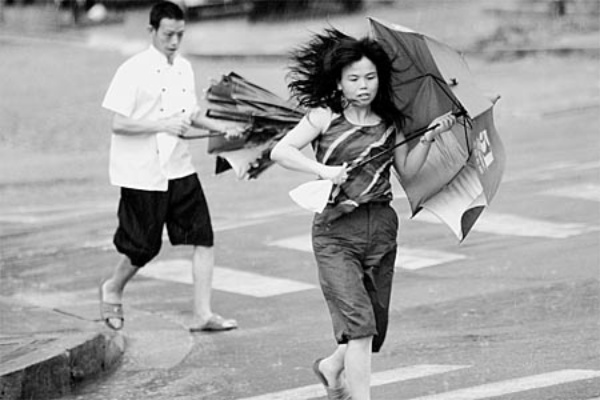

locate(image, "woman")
(270, 29), (455, 400)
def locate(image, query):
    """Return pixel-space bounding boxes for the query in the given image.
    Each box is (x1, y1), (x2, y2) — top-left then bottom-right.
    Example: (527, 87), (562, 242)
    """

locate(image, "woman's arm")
(393, 113), (456, 180)
(270, 108), (347, 184)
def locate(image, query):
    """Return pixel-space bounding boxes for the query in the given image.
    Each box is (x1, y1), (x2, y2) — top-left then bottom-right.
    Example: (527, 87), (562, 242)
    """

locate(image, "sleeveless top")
(312, 112), (396, 216)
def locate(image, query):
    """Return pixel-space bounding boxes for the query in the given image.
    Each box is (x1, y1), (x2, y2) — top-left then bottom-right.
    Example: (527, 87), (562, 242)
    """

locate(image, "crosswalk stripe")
(416, 210), (596, 238)
(503, 160), (600, 183)
(213, 206), (303, 232)
(0, 204), (113, 224)
(269, 234), (465, 270)
(408, 369), (600, 400)
(543, 183), (600, 202)
(398, 248), (466, 270)
(138, 259), (316, 298)
(235, 365), (468, 400)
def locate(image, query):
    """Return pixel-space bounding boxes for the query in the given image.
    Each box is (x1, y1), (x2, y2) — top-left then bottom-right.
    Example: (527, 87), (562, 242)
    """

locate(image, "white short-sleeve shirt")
(102, 46), (197, 191)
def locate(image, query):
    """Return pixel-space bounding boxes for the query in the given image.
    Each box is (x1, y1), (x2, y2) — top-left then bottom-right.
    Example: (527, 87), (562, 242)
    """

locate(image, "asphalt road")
(1, 28), (599, 400)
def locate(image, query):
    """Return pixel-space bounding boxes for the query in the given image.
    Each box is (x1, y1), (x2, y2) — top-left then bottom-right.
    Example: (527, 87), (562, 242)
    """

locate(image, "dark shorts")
(312, 202), (398, 353)
(114, 174), (214, 267)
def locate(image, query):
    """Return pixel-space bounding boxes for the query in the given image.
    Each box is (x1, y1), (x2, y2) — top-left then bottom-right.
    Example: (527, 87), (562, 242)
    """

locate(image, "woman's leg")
(345, 336), (373, 400)
(318, 344), (347, 388)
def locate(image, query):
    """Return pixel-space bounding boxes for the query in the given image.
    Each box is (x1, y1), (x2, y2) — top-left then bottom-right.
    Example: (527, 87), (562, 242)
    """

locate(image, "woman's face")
(338, 56), (379, 107)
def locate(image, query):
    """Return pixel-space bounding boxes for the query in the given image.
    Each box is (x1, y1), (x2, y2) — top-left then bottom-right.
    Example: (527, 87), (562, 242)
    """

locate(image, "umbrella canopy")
(203, 72), (304, 179)
(369, 17), (506, 241)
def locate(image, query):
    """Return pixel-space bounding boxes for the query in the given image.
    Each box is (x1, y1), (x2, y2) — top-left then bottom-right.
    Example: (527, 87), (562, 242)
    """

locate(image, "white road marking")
(269, 234), (465, 270)
(138, 259), (316, 298)
(0, 203), (114, 224)
(503, 160), (600, 183)
(399, 248), (466, 270)
(0, 201), (115, 213)
(267, 235), (311, 253)
(213, 206), (305, 232)
(213, 218), (280, 232)
(409, 369), (600, 400)
(416, 210), (596, 238)
(543, 183), (600, 202)
(0, 203), (300, 228)
(235, 365), (468, 400)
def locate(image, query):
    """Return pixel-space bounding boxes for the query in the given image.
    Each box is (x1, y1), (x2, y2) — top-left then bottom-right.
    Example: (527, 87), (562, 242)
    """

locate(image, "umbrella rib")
(401, 72), (473, 155)
(428, 74), (472, 154)
(383, 31), (472, 154)
(384, 29), (464, 112)
(398, 73), (469, 121)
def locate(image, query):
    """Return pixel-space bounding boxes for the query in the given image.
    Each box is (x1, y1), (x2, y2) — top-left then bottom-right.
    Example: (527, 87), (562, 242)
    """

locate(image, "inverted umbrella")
(199, 72), (304, 179)
(369, 17), (505, 241)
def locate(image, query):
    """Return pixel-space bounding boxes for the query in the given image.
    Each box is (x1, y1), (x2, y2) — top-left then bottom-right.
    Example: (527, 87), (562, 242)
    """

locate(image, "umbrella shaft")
(178, 131), (225, 140)
(349, 110), (466, 172)
(349, 124), (435, 172)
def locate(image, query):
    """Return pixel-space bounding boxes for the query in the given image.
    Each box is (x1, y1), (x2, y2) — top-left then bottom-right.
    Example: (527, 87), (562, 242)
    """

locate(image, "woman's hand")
(423, 112), (456, 142)
(318, 162), (348, 185)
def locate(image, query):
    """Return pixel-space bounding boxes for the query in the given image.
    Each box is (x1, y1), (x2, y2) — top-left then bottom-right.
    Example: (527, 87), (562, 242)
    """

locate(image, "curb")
(0, 331), (125, 400)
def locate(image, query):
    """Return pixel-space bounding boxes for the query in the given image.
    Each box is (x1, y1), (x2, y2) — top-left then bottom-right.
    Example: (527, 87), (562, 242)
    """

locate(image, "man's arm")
(190, 111), (245, 139)
(111, 113), (191, 137)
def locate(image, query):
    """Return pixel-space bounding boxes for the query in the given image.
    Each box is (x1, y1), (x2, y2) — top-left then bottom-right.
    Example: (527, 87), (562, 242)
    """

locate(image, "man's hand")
(223, 125), (246, 140)
(161, 115), (192, 137)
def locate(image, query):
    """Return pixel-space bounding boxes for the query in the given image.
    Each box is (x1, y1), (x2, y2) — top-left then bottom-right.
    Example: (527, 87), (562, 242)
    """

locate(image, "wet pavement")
(1, 1), (599, 399)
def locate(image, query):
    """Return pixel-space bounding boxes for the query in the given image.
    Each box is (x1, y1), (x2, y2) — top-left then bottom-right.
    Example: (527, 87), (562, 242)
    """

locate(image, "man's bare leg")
(100, 256), (138, 329)
(189, 245), (237, 331)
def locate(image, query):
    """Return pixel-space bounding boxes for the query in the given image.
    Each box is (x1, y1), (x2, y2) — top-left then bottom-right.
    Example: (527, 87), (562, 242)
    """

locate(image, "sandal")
(189, 314), (238, 332)
(99, 280), (124, 331)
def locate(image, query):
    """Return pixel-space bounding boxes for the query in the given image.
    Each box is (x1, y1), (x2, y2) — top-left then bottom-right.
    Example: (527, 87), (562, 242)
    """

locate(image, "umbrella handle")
(178, 130), (226, 140)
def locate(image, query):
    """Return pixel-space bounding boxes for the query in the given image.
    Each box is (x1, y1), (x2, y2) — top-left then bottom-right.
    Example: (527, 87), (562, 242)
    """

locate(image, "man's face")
(151, 18), (185, 61)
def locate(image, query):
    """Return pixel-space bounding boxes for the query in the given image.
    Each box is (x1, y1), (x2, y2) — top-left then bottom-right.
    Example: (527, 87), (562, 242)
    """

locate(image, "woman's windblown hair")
(287, 27), (405, 130)
(287, 28), (350, 111)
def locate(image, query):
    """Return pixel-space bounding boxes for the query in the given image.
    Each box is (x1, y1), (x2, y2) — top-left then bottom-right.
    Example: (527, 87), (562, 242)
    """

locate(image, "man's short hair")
(150, 1), (185, 29)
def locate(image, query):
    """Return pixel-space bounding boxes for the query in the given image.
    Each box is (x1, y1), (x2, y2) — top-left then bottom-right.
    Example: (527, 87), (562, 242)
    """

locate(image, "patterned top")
(312, 113), (397, 212)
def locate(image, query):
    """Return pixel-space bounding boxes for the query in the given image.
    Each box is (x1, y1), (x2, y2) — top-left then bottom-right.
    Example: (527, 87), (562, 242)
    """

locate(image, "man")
(100, 1), (240, 332)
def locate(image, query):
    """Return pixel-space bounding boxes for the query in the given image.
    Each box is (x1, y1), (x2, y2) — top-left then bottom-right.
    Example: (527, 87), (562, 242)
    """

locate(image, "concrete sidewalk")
(0, 296), (124, 400)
